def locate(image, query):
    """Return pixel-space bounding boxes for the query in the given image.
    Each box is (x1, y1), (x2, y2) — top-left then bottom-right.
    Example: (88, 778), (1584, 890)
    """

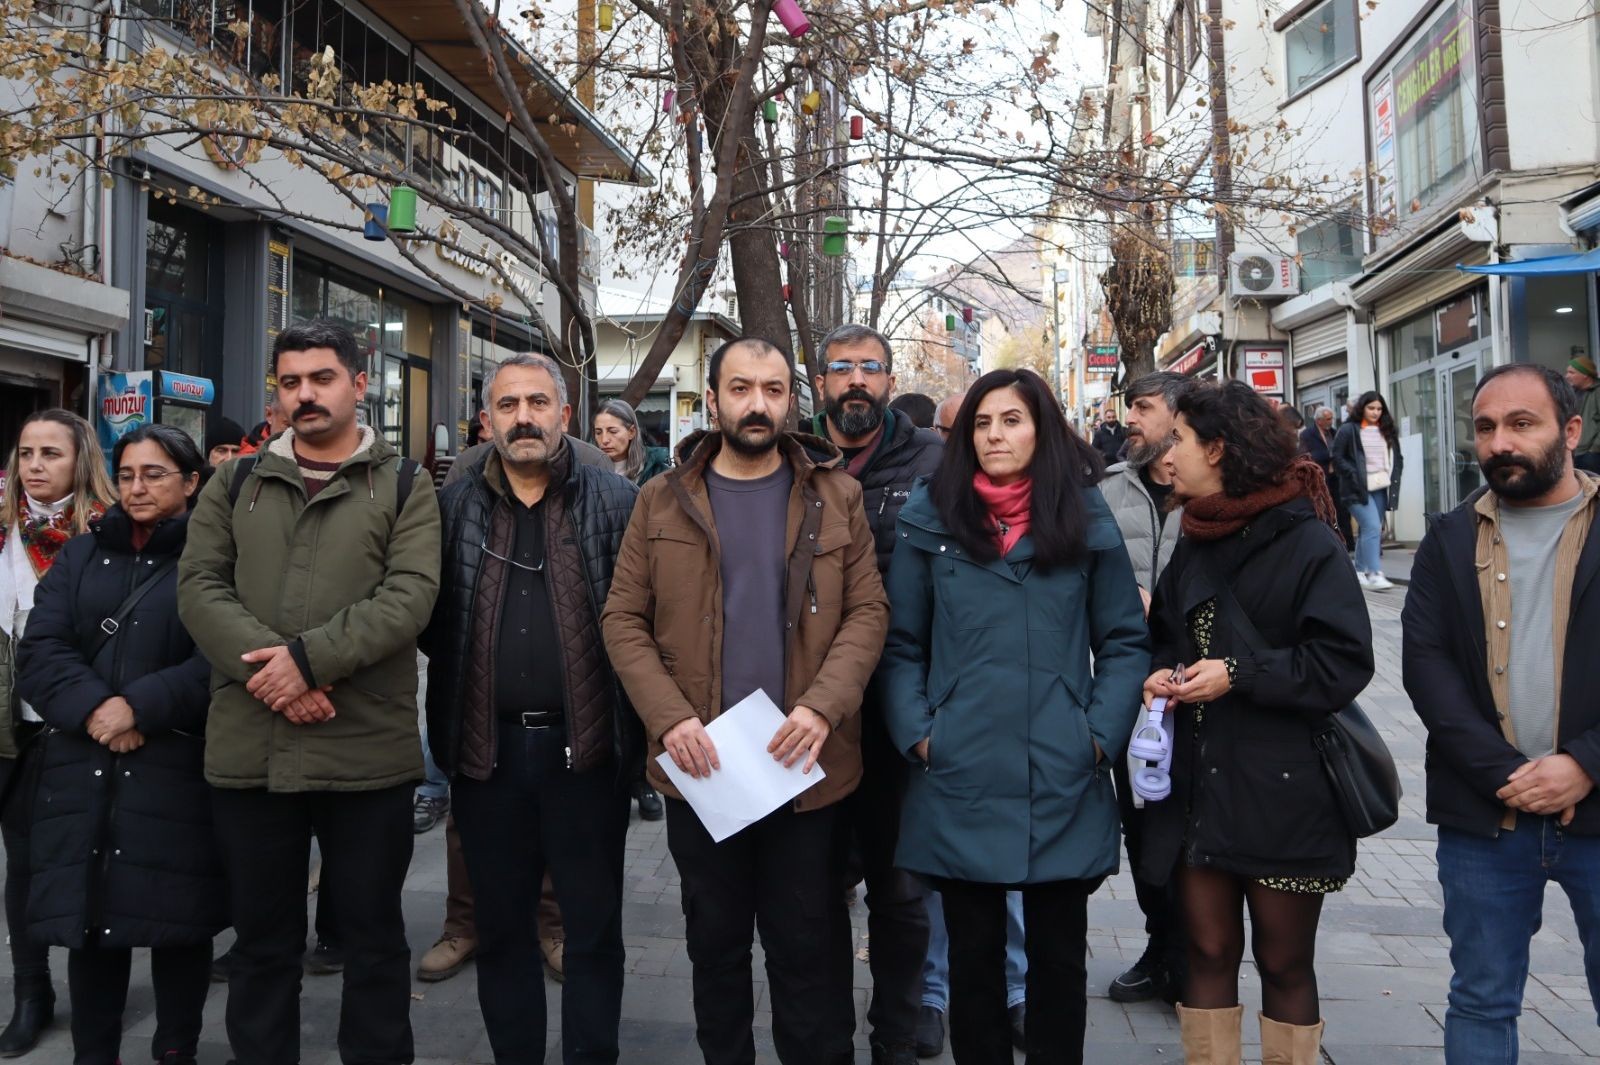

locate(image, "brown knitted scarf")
(1180, 456), (1339, 542)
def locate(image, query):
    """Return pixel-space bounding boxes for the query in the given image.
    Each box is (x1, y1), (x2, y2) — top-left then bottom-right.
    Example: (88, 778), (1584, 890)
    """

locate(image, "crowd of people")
(0, 317), (1591, 1065)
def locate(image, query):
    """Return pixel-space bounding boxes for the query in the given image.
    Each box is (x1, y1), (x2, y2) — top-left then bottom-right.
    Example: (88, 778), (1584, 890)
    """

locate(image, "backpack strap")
(227, 455), (260, 506)
(396, 458), (418, 514)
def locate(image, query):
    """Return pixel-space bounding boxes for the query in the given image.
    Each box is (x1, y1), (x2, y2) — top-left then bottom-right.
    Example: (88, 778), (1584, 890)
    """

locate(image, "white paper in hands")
(656, 689), (827, 842)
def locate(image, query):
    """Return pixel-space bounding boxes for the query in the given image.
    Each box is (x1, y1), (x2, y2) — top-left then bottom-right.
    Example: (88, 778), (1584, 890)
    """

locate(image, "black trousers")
(210, 784), (415, 1065)
(67, 942), (211, 1065)
(453, 725), (630, 1065)
(1111, 756), (1184, 975)
(1, 729), (50, 993)
(839, 724), (928, 1050)
(666, 799), (854, 1065)
(935, 878), (1099, 1065)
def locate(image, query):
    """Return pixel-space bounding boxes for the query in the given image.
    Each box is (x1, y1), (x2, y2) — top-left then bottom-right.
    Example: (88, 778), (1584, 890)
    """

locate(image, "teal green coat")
(881, 484), (1150, 884)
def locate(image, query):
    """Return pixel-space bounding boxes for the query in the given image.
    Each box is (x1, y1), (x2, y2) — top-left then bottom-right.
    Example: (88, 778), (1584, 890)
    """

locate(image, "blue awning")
(1458, 247), (1600, 276)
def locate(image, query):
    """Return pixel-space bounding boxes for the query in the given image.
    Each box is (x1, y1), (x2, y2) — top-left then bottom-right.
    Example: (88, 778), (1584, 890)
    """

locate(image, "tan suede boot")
(1176, 1003), (1243, 1064)
(1258, 1013), (1326, 1065)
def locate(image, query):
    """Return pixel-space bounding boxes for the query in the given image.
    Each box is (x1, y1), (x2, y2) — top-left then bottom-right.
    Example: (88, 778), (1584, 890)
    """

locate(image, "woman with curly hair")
(1139, 382), (1373, 1065)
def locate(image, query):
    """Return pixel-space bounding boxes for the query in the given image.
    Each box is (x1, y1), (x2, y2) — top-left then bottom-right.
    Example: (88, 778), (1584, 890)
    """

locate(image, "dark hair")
(1124, 371), (1196, 412)
(930, 368), (1103, 567)
(272, 319), (364, 380)
(1472, 363), (1579, 423)
(889, 392), (936, 429)
(1351, 390), (1398, 446)
(112, 424), (206, 509)
(1279, 405), (1305, 430)
(818, 323), (893, 370)
(1174, 381), (1299, 498)
(707, 336), (791, 392)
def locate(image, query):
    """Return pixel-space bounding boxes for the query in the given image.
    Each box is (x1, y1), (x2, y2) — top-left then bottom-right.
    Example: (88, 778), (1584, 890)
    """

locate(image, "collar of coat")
(477, 436), (574, 501)
(894, 480), (1124, 581)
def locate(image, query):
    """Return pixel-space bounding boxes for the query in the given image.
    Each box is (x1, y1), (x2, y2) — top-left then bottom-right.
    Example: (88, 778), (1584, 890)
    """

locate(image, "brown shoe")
(416, 934), (476, 982)
(540, 935), (565, 982)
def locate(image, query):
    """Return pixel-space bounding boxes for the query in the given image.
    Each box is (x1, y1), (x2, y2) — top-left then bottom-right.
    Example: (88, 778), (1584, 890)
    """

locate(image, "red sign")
(1248, 367), (1285, 395)
(1171, 344), (1207, 375)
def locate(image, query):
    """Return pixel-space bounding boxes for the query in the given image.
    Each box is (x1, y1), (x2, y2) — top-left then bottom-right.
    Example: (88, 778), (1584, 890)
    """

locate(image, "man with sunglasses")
(420, 352), (641, 1063)
(806, 324), (943, 1064)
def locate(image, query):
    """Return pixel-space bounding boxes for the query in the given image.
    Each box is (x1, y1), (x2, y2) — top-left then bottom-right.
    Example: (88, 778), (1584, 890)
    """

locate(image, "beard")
(1481, 436), (1568, 502)
(722, 411), (780, 456)
(494, 421), (556, 466)
(1124, 430), (1169, 469)
(825, 387), (887, 438)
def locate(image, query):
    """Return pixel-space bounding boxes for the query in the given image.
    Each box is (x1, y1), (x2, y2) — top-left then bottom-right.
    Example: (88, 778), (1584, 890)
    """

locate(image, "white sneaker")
(1356, 571), (1373, 588)
(1368, 572), (1395, 591)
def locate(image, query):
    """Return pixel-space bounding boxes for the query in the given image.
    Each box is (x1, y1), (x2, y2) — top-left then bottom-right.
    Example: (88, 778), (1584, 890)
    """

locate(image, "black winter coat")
(848, 410), (944, 576)
(1092, 423), (1128, 466)
(1331, 421), (1403, 511)
(15, 507), (224, 949)
(1141, 498), (1374, 883)
(1401, 488), (1600, 837)
(421, 449), (641, 779)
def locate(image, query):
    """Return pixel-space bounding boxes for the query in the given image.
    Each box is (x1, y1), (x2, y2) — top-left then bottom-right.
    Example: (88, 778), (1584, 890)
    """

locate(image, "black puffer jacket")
(15, 507), (224, 949)
(421, 445), (641, 779)
(810, 409), (943, 575)
(1141, 498), (1374, 883)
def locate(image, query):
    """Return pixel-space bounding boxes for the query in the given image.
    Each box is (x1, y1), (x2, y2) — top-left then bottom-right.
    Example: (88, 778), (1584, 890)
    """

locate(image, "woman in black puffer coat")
(16, 424), (223, 1065)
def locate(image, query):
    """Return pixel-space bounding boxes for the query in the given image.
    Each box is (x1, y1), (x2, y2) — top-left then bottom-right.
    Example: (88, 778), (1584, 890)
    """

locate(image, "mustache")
(1482, 453), (1535, 478)
(292, 403), (330, 421)
(737, 412), (775, 432)
(505, 423), (546, 443)
(836, 387), (877, 406)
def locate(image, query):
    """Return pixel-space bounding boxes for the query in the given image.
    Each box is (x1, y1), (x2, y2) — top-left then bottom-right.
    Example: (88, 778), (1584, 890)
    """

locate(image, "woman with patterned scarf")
(0, 409), (113, 1053)
(1141, 382), (1373, 1065)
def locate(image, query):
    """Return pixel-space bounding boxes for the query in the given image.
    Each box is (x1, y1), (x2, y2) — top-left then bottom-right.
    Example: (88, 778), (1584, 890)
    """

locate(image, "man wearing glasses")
(420, 352), (641, 1063)
(806, 324), (944, 1064)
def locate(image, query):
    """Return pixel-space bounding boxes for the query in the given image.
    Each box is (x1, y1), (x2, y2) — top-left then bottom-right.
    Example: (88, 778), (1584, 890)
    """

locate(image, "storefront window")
(1523, 274), (1592, 378)
(1296, 215), (1362, 291)
(1390, 311), (1435, 372)
(1284, 0), (1357, 98)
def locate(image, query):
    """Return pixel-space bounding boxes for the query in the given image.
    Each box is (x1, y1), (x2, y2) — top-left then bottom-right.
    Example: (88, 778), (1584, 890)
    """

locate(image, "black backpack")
(227, 453), (420, 513)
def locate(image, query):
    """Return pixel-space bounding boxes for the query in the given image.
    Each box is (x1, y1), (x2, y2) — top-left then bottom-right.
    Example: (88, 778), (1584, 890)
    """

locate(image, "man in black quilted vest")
(420, 352), (641, 1063)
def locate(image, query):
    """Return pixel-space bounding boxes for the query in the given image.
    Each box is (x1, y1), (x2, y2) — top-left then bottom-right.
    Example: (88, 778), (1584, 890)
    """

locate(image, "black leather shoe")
(635, 784), (665, 822)
(305, 938), (344, 975)
(0, 990), (54, 1057)
(1009, 1003), (1026, 1052)
(914, 1005), (944, 1058)
(870, 1042), (918, 1065)
(1109, 943), (1168, 1003)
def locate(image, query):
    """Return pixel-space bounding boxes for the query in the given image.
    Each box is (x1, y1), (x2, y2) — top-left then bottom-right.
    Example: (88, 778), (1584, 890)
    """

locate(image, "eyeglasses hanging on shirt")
(479, 529), (544, 573)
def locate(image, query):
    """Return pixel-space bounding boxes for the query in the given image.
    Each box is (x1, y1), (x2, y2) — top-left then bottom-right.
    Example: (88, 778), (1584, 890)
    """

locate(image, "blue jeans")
(417, 726), (448, 802)
(922, 887), (1025, 1010)
(1437, 815), (1600, 1064)
(1349, 487), (1388, 574)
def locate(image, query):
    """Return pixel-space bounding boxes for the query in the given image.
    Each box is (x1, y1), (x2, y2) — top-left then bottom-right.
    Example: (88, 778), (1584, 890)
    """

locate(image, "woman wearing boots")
(17, 424), (224, 1065)
(882, 368), (1149, 1063)
(0, 409), (114, 1054)
(1141, 382), (1373, 1064)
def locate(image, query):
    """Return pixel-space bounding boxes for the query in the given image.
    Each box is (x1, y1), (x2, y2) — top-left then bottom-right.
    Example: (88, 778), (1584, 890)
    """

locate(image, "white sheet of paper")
(655, 689), (826, 842)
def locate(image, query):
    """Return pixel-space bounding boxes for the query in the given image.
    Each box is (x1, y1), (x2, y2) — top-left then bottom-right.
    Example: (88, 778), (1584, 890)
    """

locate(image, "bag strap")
(85, 556), (180, 665)
(230, 454), (417, 514)
(228, 455), (259, 506)
(396, 458), (418, 513)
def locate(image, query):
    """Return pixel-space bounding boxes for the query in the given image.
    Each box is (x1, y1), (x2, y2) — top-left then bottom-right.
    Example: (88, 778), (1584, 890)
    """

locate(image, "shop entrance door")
(1390, 345), (1484, 523)
(0, 380), (50, 459)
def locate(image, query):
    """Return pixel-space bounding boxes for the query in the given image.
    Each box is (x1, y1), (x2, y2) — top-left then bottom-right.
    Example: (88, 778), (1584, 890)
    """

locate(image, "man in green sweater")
(1567, 354), (1600, 474)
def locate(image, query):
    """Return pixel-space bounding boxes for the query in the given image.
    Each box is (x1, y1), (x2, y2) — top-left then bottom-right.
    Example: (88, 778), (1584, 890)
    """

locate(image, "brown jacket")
(601, 431), (889, 810)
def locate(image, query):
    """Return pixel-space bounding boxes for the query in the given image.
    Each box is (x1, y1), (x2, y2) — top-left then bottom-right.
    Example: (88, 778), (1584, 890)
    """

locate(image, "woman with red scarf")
(1141, 382), (1373, 1065)
(881, 369), (1150, 1063)
(0, 409), (114, 1053)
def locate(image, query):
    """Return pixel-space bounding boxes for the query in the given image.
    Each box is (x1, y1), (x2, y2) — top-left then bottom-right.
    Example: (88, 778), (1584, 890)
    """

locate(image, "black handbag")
(1202, 556), (1402, 838)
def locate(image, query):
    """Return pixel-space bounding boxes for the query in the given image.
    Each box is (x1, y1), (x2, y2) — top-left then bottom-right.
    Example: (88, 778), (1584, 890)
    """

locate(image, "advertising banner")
(97, 371), (154, 467)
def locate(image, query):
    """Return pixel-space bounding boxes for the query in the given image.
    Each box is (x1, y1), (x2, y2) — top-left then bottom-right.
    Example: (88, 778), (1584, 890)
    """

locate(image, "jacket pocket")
(1223, 745), (1344, 865)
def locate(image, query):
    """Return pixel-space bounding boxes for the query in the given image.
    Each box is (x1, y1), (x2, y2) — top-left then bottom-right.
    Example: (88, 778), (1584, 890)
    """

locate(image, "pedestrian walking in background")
(1299, 407), (1352, 549)
(178, 319), (441, 1065)
(203, 417), (249, 471)
(1402, 364), (1600, 1065)
(807, 323), (943, 1065)
(881, 368), (1149, 1064)
(422, 353), (640, 1064)
(933, 394), (963, 441)
(0, 408), (113, 1053)
(1142, 381), (1373, 1065)
(1091, 403), (1127, 467)
(603, 337), (889, 1065)
(1331, 390), (1403, 589)
(17, 424), (223, 1065)
(1099, 370), (1193, 1007)
(1565, 353), (1600, 474)
(889, 392), (937, 430)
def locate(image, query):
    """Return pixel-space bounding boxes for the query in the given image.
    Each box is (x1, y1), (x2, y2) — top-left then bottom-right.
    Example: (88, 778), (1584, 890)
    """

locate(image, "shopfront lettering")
(434, 221), (545, 309)
(1394, 11), (1465, 121)
(101, 390), (148, 421)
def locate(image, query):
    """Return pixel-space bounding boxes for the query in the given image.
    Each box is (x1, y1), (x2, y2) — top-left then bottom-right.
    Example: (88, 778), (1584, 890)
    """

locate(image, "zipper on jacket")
(807, 570), (818, 615)
(878, 489), (888, 517)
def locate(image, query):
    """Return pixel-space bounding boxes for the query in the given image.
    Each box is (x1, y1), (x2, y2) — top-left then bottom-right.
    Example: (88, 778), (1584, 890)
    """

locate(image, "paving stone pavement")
(4, 591), (1597, 1063)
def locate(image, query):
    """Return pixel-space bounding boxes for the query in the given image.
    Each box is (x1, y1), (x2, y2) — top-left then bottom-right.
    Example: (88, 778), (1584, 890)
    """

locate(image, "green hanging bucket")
(763, 99), (778, 124)
(945, 313), (957, 331)
(388, 185), (418, 232)
(822, 215), (847, 257)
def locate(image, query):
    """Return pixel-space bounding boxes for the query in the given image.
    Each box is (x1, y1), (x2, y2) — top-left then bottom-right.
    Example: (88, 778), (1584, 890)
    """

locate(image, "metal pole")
(1052, 271), (1063, 413)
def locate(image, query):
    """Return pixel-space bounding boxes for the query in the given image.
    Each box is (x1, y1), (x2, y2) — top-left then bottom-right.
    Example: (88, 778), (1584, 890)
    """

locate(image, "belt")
(503, 711), (564, 729)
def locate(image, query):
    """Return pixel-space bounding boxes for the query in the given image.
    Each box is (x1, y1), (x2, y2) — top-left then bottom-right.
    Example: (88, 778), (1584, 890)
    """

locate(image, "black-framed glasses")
(479, 529), (544, 573)
(115, 467), (182, 486)
(825, 359), (889, 377)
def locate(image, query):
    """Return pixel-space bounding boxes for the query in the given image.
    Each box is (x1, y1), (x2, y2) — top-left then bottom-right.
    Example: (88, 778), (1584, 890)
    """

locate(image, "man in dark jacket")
(808, 324), (942, 1063)
(421, 353), (638, 1063)
(1091, 404), (1127, 466)
(1298, 407), (1351, 547)
(1402, 364), (1600, 1063)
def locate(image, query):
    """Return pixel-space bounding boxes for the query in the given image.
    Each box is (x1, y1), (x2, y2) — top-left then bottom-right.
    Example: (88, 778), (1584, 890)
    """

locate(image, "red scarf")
(1180, 456), (1338, 542)
(973, 473), (1032, 556)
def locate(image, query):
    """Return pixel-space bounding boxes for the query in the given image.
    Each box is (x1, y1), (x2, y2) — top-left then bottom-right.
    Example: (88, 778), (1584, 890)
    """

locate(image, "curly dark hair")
(1175, 381), (1299, 498)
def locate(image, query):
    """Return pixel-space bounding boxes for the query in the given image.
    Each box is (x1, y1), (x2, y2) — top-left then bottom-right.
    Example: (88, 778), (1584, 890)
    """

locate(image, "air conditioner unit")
(1228, 251), (1299, 299)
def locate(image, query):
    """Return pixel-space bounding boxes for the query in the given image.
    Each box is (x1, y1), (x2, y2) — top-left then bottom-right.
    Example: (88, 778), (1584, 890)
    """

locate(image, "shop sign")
(97, 371), (154, 466)
(434, 220), (545, 310)
(1086, 345), (1119, 373)
(157, 371), (215, 405)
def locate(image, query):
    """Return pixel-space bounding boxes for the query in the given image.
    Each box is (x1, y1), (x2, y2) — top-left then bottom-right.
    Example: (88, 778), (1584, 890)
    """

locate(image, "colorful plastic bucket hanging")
(598, 1), (613, 30)
(763, 99), (779, 124)
(801, 90), (821, 115)
(387, 186), (417, 232)
(362, 203), (387, 241)
(850, 115), (864, 139)
(783, 283), (793, 301)
(945, 313), (957, 331)
(822, 216), (847, 257)
(962, 306), (974, 323)
(773, 0), (811, 36)
(662, 89), (675, 113)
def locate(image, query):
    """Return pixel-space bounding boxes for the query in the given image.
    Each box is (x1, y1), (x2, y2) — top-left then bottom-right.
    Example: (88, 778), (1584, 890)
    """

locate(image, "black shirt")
(493, 495), (565, 722)
(1139, 465), (1174, 531)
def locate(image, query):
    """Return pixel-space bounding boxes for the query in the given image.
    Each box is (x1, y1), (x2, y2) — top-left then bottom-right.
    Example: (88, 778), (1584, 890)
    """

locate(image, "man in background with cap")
(1567, 353), (1600, 473)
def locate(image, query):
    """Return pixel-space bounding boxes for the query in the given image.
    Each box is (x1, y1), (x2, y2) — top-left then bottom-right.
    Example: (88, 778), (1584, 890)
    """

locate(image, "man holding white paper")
(602, 337), (890, 1065)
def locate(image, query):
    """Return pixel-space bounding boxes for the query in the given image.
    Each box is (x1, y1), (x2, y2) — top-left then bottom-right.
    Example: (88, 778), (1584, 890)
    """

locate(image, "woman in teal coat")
(882, 368), (1150, 1065)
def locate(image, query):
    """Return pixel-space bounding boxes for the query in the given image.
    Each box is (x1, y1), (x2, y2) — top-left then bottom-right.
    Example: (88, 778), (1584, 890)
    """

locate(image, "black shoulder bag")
(1202, 556), (1401, 838)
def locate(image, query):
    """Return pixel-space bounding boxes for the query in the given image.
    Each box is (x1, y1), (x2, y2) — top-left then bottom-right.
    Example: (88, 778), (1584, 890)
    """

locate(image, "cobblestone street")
(6, 590), (1598, 1063)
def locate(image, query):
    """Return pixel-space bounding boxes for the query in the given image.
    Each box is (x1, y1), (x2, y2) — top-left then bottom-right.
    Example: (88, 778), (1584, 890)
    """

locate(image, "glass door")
(1445, 359), (1482, 508)
(1391, 367), (1440, 517)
